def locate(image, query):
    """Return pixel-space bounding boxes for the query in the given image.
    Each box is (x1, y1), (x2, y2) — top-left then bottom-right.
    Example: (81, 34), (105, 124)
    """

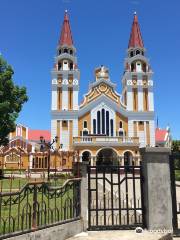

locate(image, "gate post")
(140, 147), (172, 231)
(80, 162), (89, 231)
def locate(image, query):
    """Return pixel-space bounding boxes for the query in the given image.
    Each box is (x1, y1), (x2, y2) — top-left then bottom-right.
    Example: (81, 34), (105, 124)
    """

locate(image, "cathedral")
(50, 11), (155, 166)
(0, 12), (171, 172)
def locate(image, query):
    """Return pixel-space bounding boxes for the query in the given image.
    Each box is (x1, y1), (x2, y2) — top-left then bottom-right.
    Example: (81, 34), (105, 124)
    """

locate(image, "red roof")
(155, 128), (167, 142)
(28, 130), (51, 142)
(128, 13), (144, 49)
(59, 11), (73, 46)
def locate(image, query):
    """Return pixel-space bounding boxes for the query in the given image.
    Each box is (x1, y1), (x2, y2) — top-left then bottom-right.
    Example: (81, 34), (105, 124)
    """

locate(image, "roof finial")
(134, 11), (137, 15)
(65, 9), (68, 13)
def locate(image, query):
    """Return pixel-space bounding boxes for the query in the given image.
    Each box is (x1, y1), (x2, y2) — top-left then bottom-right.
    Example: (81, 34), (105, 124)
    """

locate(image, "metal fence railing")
(0, 178), (81, 239)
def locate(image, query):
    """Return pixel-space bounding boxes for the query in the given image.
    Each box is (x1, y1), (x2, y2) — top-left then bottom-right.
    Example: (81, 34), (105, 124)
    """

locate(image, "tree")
(172, 140), (180, 169)
(0, 55), (28, 146)
(172, 140), (180, 153)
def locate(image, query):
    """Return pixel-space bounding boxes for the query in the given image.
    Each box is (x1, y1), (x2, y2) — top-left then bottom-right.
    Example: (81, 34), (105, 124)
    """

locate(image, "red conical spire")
(128, 12), (144, 49)
(59, 10), (73, 46)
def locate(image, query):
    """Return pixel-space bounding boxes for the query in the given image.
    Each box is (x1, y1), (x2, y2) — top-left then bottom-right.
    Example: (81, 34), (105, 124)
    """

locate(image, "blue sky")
(0, 0), (180, 139)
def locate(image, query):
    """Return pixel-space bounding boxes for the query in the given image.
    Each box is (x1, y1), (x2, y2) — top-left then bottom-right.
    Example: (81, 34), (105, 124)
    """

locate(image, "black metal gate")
(88, 164), (145, 230)
(170, 153), (180, 234)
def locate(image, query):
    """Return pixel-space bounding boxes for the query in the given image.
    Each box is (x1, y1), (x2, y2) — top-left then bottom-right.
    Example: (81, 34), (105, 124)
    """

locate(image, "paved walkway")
(67, 231), (172, 240)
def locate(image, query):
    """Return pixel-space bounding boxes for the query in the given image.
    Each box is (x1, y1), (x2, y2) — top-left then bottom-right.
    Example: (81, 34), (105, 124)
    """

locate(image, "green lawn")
(0, 176), (70, 192)
(0, 178), (28, 192)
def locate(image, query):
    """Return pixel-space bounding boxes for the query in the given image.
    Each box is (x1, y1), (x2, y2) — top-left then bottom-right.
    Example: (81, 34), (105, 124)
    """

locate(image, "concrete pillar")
(140, 147), (172, 230)
(80, 162), (88, 231)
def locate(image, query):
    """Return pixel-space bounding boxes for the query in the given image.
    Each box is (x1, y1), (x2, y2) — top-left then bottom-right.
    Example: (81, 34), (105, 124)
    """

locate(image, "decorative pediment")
(2, 147), (26, 155)
(80, 82), (121, 108)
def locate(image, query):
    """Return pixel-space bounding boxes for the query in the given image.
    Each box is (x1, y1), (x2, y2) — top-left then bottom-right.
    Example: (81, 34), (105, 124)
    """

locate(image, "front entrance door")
(96, 148), (118, 166)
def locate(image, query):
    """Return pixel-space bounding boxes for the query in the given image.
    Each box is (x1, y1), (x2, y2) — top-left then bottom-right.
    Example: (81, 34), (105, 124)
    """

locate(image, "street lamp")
(39, 136), (58, 181)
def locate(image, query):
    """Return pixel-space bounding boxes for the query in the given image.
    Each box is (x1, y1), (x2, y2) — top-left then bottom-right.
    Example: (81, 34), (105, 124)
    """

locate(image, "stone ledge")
(140, 147), (171, 154)
(6, 219), (83, 240)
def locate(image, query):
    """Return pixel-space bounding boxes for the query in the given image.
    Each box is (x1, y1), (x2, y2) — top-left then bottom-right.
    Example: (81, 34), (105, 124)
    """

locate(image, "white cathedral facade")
(50, 12), (155, 166)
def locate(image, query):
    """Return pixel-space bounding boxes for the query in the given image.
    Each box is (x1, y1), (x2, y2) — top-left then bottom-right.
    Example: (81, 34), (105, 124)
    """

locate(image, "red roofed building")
(28, 130), (51, 142)
(155, 127), (172, 147)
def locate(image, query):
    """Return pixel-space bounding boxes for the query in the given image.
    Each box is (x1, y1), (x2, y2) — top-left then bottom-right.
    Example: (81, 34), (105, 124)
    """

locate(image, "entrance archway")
(96, 148), (118, 166)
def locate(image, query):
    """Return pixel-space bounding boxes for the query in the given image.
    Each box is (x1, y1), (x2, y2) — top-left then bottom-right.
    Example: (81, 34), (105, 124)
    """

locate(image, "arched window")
(6, 153), (20, 163)
(110, 119), (114, 136)
(83, 121), (87, 128)
(102, 109), (105, 134)
(106, 111), (109, 136)
(136, 50), (140, 55)
(64, 48), (68, 53)
(93, 119), (96, 134)
(130, 51), (134, 57)
(70, 50), (73, 55)
(97, 111), (101, 134)
(58, 62), (62, 71)
(131, 63), (135, 72)
(70, 62), (73, 70)
(119, 121), (123, 128)
(59, 49), (61, 55)
(136, 61), (142, 72)
(143, 63), (146, 72)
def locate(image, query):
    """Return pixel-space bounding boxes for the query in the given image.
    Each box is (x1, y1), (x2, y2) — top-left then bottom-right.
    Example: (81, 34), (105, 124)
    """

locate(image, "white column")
(61, 121), (69, 150)
(128, 120), (134, 137)
(144, 121), (147, 146)
(62, 90), (68, 110)
(51, 120), (57, 143)
(138, 87), (143, 111)
(73, 91), (79, 110)
(127, 90), (133, 111)
(73, 119), (78, 137)
(148, 91), (154, 111)
(51, 90), (57, 110)
(149, 120), (155, 147)
(29, 155), (33, 169)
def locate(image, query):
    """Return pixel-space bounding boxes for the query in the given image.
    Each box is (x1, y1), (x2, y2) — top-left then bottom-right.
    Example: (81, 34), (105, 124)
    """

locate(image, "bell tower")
(51, 10), (80, 150)
(122, 13), (155, 147)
